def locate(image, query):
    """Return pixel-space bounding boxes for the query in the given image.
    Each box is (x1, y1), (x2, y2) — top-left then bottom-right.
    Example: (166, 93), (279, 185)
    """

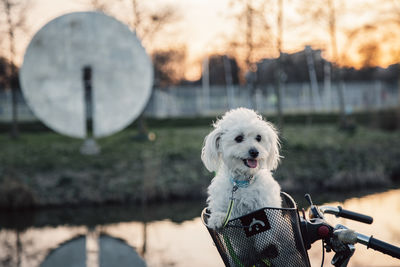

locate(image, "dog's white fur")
(202, 108), (282, 229)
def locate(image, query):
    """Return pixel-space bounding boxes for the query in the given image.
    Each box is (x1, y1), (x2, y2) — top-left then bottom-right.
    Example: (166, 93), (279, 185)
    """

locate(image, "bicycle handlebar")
(337, 206), (373, 224)
(334, 227), (400, 259)
(320, 206), (373, 224)
(318, 203), (400, 259)
(368, 236), (400, 259)
(302, 194), (400, 266)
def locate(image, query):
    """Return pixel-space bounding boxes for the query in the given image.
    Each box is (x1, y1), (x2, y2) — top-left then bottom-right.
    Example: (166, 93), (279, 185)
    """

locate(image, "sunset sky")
(3, 0), (400, 80)
(8, 0), (238, 80)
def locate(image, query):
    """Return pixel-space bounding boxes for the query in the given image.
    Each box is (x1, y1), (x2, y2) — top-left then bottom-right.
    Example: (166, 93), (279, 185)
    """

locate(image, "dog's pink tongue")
(247, 159), (258, 168)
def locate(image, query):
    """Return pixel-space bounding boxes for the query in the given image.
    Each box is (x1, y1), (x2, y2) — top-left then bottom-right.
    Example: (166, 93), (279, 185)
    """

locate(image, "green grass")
(0, 124), (399, 208)
(277, 125), (400, 191)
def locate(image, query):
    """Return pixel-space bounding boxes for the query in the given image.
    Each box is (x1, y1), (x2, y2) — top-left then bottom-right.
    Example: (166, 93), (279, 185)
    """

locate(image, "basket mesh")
(202, 192), (311, 267)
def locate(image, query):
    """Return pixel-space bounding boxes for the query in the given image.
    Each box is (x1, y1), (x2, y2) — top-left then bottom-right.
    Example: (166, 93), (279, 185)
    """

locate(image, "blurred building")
(0, 47), (399, 121)
(255, 48), (327, 85)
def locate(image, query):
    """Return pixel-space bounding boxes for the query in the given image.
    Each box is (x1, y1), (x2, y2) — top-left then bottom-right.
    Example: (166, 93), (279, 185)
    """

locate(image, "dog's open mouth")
(243, 158), (258, 168)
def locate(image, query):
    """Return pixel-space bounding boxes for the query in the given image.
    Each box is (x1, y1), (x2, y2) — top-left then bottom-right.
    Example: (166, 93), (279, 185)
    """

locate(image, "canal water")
(0, 189), (399, 267)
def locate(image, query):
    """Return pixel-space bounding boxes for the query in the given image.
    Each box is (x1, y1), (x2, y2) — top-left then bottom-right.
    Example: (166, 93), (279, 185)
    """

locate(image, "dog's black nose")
(249, 148), (259, 158)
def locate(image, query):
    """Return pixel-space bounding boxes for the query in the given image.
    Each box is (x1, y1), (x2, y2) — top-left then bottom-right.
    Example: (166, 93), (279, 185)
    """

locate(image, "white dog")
(202, 107), (282, 229)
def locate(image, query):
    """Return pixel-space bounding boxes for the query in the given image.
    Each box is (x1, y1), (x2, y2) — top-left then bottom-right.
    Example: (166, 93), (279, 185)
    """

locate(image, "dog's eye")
(234, 135), (244, 143)
(256, 135), (262, 142)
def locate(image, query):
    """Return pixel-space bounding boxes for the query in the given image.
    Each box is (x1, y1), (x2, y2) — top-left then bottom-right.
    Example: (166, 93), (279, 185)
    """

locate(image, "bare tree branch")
(228, 0), (274, 70)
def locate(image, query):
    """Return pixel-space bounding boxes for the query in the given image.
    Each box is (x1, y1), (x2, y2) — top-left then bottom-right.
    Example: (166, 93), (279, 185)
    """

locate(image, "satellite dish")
(20, 12), (153, 144)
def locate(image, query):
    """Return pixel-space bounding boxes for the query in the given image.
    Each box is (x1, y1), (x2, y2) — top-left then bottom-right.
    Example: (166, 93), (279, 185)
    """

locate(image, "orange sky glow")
(3, 0), (400, 81)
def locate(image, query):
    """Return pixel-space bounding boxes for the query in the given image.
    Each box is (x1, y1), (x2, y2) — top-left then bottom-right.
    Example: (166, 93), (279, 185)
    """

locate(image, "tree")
(207, 55), (240, 86)
(0, 0), (30, 138)
(297, 0), (347, 126)
(341, 1), (400, 68)
(86, 0), (184, 85)
(152, 47), (186, 88)
(339, 0), (400, 129)
(86, 0), (181, 51)
(0, 56), (19, 90)
(228, 0), (286, 126)
(126, 1), (182, 138)
(130, 0), (179, 47)
(275, 0), (284, 128)
(228, 0), (274, 72)
(87, 0), (109, 12)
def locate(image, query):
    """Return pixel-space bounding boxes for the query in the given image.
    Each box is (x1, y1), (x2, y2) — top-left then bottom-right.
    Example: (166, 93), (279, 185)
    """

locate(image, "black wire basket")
(201, 192), (311, 267)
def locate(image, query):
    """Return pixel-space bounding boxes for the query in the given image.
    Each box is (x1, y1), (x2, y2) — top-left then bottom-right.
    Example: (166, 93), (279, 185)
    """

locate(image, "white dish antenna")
(20, 11), (153, 140)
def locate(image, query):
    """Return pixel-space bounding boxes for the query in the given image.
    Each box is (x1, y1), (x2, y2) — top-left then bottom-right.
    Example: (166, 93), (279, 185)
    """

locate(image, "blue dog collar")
(230, 176), (255, 188)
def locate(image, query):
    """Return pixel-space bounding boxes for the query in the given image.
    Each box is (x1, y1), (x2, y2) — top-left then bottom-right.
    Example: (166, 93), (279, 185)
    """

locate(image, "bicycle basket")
(201, 192), (311, 267)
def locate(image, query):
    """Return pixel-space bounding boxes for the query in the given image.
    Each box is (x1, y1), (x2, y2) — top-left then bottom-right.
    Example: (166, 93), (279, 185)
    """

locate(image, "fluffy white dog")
(202, 107), (282, 229)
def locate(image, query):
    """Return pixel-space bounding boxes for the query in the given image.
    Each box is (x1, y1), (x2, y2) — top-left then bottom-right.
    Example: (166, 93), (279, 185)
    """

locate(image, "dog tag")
(240, 209), (271, 237)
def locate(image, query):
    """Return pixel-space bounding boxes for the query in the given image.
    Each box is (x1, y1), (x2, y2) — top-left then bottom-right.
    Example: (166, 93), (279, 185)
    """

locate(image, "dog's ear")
(201, 128), (222, 172)
(264, 123), (281, 171)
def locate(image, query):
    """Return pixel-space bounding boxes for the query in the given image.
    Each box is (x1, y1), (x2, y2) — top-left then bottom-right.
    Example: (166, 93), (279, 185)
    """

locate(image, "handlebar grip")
(337, 206), (373, 224)
(368, 236), (400, 259)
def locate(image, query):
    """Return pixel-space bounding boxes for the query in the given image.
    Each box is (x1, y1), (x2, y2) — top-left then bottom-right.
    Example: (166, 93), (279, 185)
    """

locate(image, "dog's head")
(201, 108), (281, 175)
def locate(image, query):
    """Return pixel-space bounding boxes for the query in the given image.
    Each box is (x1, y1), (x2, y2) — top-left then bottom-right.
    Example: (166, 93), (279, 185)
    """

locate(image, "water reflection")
(0, 200), (205, 267)
(0, 190), (399, 267)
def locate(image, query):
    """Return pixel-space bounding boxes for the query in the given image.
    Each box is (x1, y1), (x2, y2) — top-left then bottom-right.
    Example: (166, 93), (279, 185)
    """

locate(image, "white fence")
(145, 81), (399, 118)
(0, 81), (398, 122)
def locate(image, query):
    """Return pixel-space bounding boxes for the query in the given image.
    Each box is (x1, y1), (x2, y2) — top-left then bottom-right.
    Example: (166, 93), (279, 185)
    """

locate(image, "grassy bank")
(0, 125), (399, 209)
